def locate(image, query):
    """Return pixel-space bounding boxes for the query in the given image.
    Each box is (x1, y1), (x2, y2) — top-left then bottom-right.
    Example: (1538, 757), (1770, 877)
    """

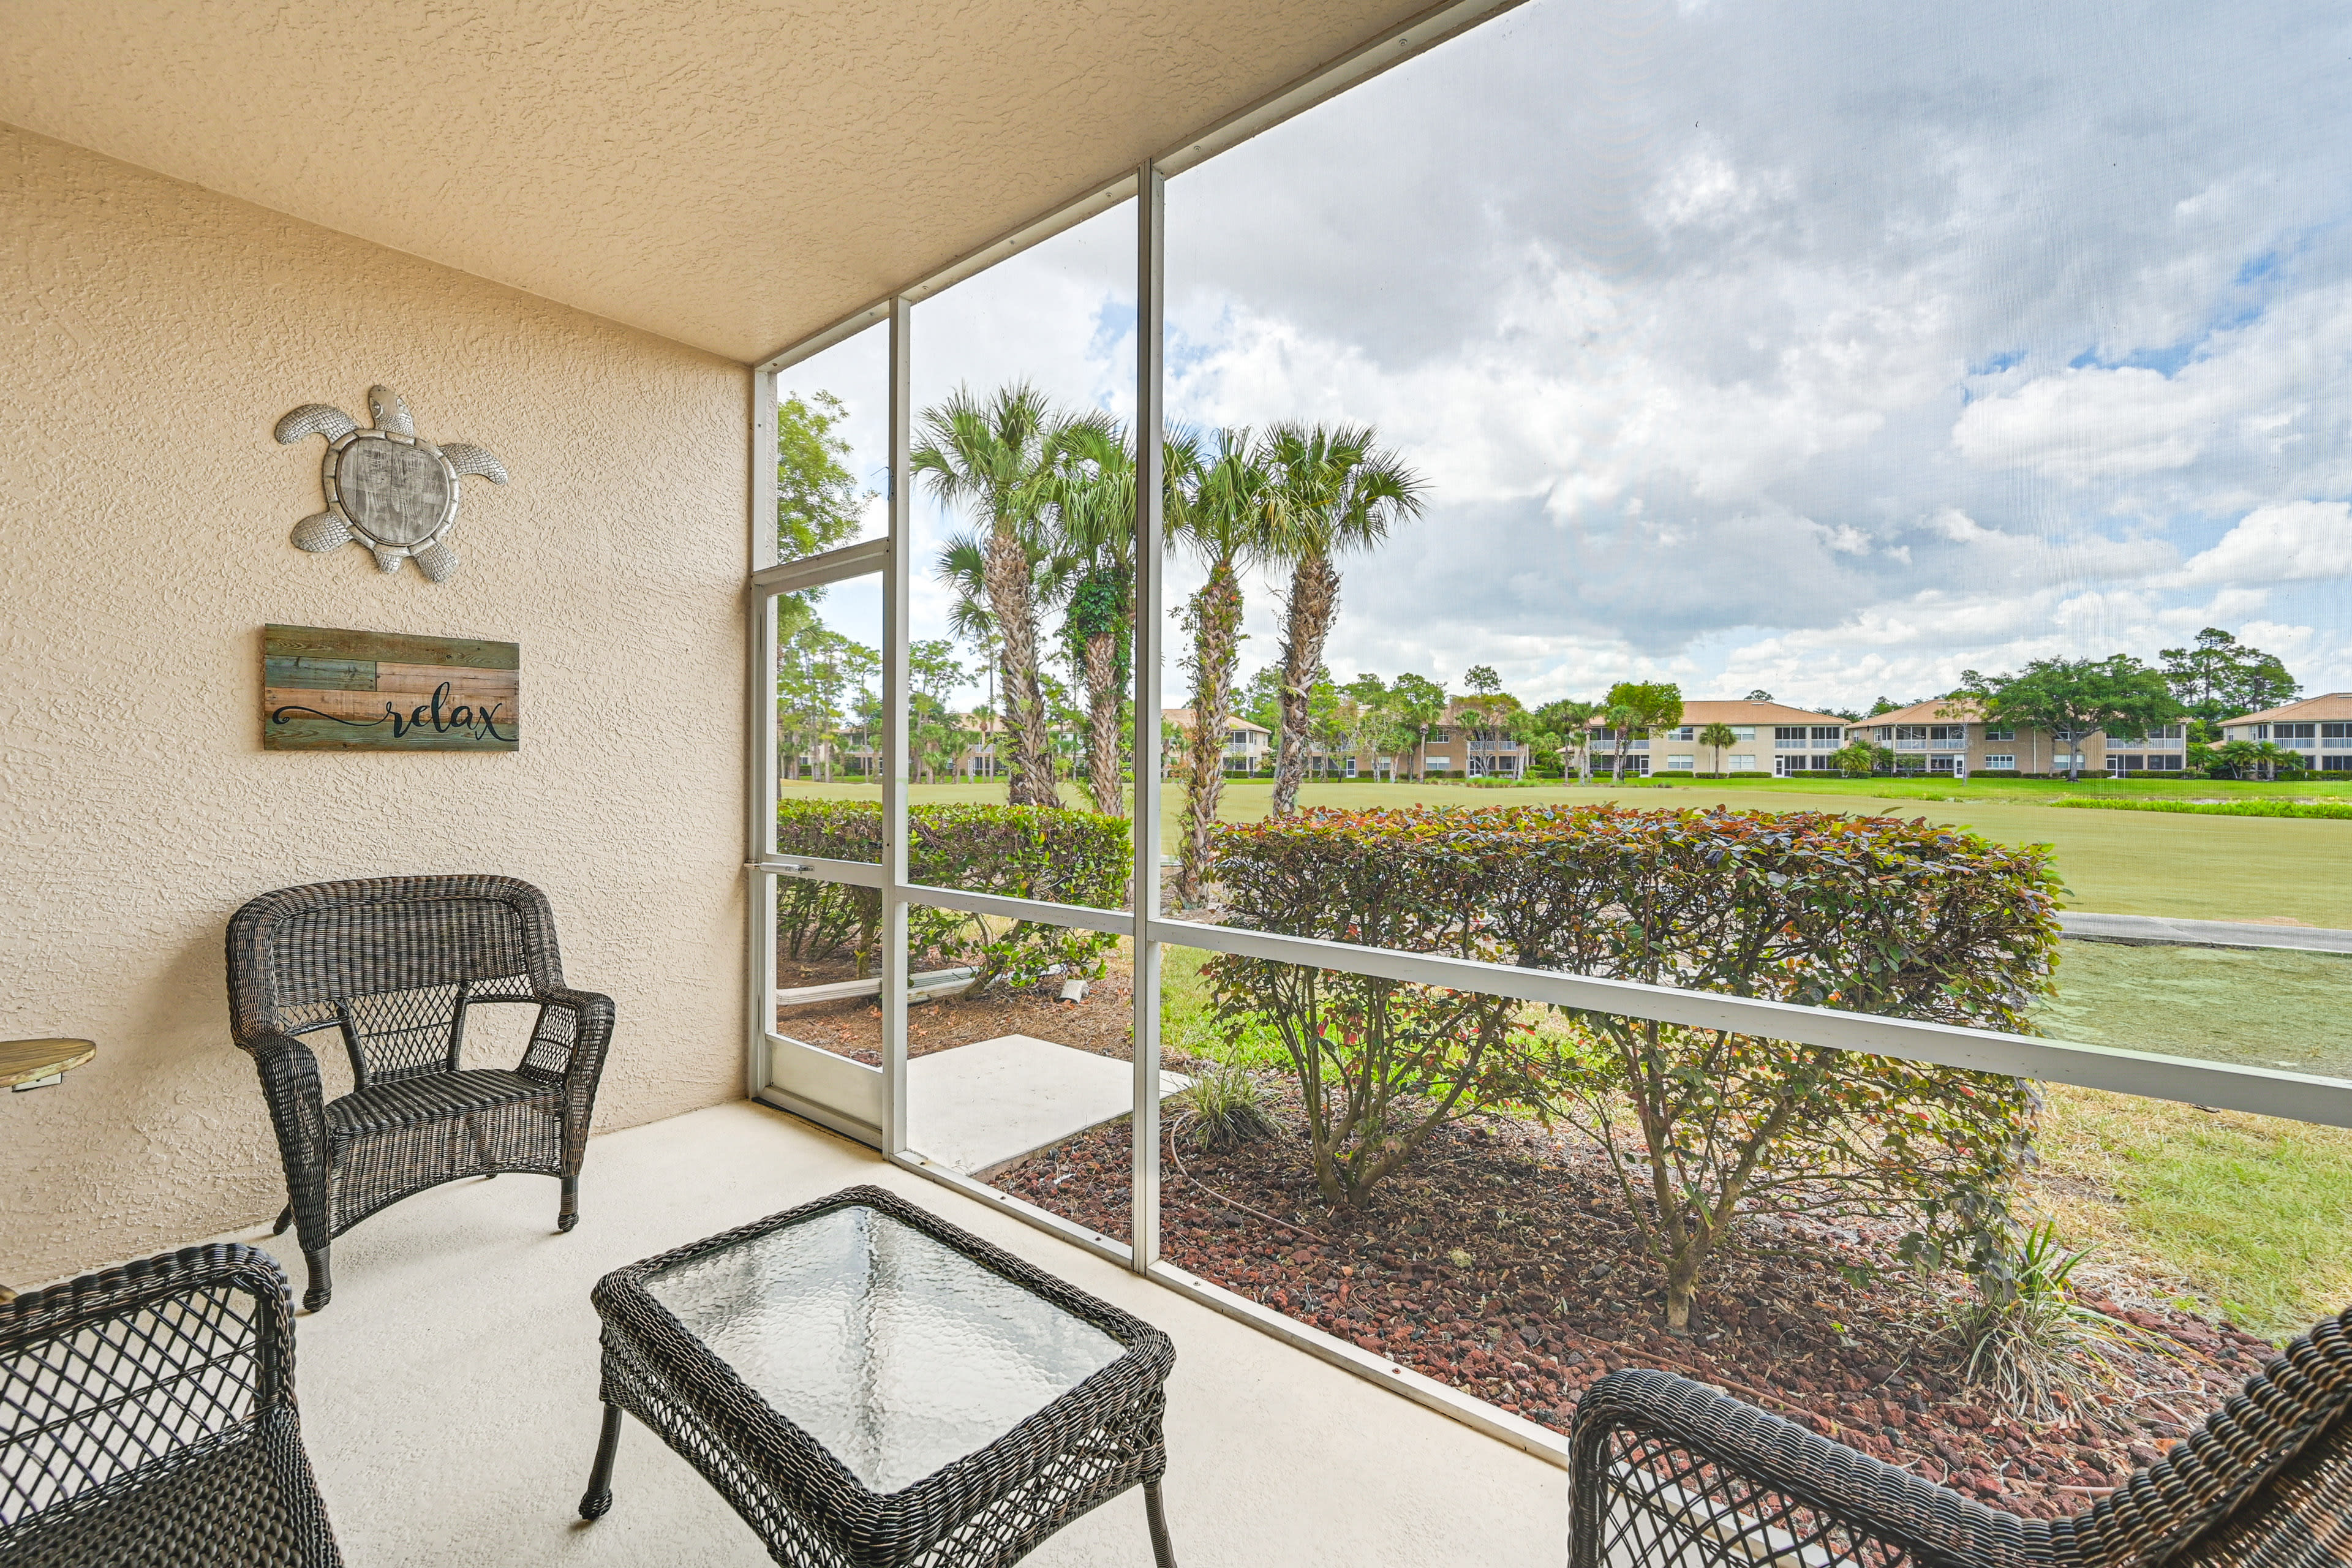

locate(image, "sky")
(782, 0), (2352, 717)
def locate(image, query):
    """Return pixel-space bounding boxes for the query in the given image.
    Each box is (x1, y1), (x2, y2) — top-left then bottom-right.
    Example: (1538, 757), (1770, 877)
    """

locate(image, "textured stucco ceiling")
(0, 0), (1437, 363)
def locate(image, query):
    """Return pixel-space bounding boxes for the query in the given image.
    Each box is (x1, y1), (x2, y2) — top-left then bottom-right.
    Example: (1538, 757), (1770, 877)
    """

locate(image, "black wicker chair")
(0, 1243), (342, 1567)
(228, 875), (615, 1310)
(1570, 1307), (2352, 1568)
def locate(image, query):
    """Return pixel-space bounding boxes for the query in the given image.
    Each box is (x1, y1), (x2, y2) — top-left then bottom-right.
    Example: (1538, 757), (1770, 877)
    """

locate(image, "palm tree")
(1170, 428), (1273, 903)
(1261, 423), (1427, 815)
(1039, 413), (1137, 816)
(934, 532), (1005, 783)
(1698, 721), (1738, 776)
(913, 383), (1064, 807)
(1605, 701), (1637, 784)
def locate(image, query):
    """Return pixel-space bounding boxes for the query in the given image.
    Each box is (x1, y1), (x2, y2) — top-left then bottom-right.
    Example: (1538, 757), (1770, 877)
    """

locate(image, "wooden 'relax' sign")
(263, 624), (518, 752)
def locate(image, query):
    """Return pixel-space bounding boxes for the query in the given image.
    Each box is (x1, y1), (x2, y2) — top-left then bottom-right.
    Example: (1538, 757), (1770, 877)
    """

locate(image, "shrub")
(1210, 804), (2061, 1331)
(1204, 810), (1538, 1207)
(775, 800), (1129, 993)
(1831, 739), (1895, 775)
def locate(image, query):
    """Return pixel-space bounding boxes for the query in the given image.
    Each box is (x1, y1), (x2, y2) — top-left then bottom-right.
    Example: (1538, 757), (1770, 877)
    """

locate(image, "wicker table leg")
(1144, 1479), (1177, 1568)
(579, 1401), (623, 1520)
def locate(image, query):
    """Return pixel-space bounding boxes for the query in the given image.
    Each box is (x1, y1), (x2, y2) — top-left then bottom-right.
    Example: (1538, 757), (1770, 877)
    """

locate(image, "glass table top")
(646, 1204), (1123, 1493)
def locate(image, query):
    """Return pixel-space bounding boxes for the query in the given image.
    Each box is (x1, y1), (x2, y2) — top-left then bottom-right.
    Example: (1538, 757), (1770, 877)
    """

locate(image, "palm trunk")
(1178, 561), (1242, 905)
(983, 523), (1057, 807)
(1083, 628), (1121, 815)
(1270, 551), (1340, 816)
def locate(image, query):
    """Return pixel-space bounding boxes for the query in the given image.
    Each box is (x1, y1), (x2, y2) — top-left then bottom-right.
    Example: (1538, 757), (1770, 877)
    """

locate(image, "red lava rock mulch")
(997, 1090), (2275, 1520)
(774, 962), (1139, 1069)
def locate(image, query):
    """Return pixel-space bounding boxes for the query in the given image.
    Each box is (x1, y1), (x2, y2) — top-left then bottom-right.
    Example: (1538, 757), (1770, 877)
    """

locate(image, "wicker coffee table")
(578, 1185), (1177, 1567)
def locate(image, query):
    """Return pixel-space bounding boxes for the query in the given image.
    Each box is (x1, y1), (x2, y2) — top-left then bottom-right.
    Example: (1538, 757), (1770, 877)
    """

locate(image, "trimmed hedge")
(2052, 796), (2352, 820)
(775, 800), (1129, 990)
(1207, 803), (2061, 1326)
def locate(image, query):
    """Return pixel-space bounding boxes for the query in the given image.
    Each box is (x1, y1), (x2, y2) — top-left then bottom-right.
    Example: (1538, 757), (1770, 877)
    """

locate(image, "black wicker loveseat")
(1570, 1305), (2352, 1568)
(0, 1243), (342, 1567)
(227, 874), (615, 1310)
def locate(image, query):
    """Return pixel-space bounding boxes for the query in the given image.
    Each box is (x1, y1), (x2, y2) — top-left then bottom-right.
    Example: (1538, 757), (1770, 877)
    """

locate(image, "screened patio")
(8, 1), (2352, 1566)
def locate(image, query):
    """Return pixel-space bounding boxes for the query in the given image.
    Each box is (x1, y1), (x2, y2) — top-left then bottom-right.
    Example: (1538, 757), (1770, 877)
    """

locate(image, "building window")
(2321, 723), (2351, 745)
(1728, 753), (1753, 771)
(2275, 723), (2316, 741)
(1982, 726), (2015, 741)
(1984, 754), (2015, 769)
(1668, 753), (1695, 770)
(1774, 727), (1807, 747)
(1730, 726), (1755, 740)
(1668, 726), (1695, 741)
(1426, 754), (1451, 769)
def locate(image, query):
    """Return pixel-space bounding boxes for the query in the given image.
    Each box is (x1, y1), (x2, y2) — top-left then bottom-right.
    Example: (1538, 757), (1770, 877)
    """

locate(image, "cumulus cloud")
(2160, 501), (2352, 587)
(800, 0), (2352, 707)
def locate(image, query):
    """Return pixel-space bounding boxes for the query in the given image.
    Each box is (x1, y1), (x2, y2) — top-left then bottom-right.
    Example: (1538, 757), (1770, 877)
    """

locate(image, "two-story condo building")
(2221, 693), (2352, 772)
(1855, 699), (2188, 775)
(1407, 701), (1534, 779)
(1586, 700), (1846, 776)
(1161, 709), (1274, 775)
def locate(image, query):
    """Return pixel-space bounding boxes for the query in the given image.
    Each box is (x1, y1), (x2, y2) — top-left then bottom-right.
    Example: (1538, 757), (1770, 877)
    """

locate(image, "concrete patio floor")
(222, 1099), (1564, 1566)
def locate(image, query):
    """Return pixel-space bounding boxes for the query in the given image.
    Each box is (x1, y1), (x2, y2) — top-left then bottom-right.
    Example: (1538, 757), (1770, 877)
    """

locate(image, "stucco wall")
(0, 124), (749, 1287)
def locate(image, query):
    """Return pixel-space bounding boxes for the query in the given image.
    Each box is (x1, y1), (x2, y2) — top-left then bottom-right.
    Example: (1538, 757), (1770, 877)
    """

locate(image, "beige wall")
(0, 126), (750, 1286)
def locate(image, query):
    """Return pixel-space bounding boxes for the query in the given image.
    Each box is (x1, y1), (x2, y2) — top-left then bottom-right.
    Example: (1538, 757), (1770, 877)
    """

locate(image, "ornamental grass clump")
(1209, 803), (2064, 1333)
(1945, 1221), (2145, 1424)
(776, 799), (1128, 990)
(1172, 1060), (1278, 1151)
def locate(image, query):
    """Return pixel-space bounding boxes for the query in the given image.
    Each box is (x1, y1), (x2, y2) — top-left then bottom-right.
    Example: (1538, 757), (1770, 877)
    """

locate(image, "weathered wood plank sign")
(263, 624), (518, 751)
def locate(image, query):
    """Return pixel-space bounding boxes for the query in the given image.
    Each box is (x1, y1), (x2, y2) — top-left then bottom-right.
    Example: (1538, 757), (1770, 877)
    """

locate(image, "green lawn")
(2036, 1086), (2352, 1338)
(786, 774), (2352, 926)
(2033, 942), (2352, 1076)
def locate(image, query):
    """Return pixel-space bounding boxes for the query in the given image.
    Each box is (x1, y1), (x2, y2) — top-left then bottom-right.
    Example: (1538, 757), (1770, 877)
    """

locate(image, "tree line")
(779, 389), (2315, 801)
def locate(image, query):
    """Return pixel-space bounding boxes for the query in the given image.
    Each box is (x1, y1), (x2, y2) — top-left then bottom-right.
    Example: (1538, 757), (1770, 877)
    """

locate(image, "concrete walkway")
(906, 1033), (1189, 1177)
(2059, 911), (2352, 954)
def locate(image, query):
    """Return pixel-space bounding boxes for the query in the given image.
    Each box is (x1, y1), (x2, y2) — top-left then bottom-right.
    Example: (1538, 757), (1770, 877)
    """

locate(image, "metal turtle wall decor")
(275, 385), (507, 581)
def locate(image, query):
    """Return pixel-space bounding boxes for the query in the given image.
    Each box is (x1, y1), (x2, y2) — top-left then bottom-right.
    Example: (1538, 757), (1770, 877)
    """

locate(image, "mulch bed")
(776, 961), (2279, 1517)
(996, 1082), (2278, 1519)
(774, 963), (1138, 1068)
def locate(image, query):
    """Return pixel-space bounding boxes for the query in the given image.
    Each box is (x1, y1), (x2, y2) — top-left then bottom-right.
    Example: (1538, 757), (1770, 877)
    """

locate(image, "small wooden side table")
(1, 1039), (96, 1300)
(1, 1037), (95, 1093)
